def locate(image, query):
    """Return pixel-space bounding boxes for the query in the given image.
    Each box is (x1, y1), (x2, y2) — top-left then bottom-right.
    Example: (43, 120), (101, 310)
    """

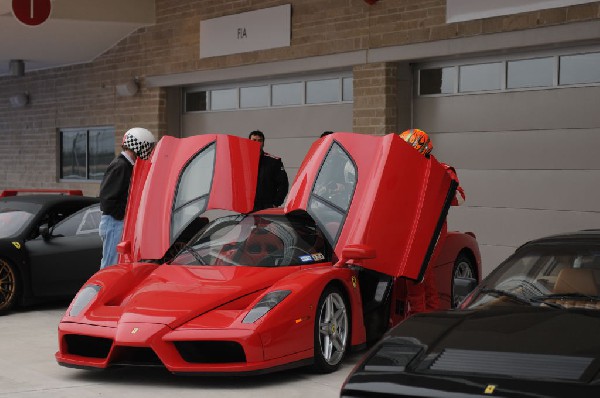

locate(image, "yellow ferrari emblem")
(484, 385), (496, 394)
(351, 276), (357, 288)
(131, 327), (139, 334)
(12, 242), (21, 249)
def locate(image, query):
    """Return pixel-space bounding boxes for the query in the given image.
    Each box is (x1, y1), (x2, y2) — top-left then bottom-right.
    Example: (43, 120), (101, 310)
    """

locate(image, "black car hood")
(392, 306), (600, 359)
(342, 307), (600, 398)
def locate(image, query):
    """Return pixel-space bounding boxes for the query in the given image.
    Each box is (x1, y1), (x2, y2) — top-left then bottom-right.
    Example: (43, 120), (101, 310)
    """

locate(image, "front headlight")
(242, 290), (291, 324)
(69, 284), (101, 316)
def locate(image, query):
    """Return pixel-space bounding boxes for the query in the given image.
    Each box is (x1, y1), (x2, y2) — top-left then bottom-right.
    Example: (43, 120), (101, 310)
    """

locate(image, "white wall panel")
(415, 86), (600, 133)
(430, 129), (600, 171)
(447, 206), (600, 276)
(454, 169), (600, 212)
(182, 103), (353, 189)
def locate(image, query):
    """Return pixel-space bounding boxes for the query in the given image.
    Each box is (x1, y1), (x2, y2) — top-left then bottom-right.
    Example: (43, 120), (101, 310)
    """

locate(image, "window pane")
(240, 86), (269, 108)
(312, 142), (356, 211)
(88, 128), (115, 181)
(211, 89), (237, 110)
(507, 58), (553, 89)
(61, 130), (87, 179)
(560, 52), (600, 85)
(308, 197), (343, 245)
(172, 143), (216, 242)
(186, 91), (207, 112)
(272, 82), (303, 106)
(77, 206), (102, 234)
(342, 77), (353, 101)
(54, 205), (101, 237)
(420, 67), (455, 95)
(459, 62), (503, 92)
(306, 79), (339, 104)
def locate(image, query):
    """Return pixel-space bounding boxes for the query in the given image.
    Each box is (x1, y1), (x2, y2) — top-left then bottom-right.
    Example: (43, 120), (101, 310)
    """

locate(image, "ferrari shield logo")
(484, 385), (496, 394)
(351, 276), (357, 288)
(12, 242), (21, 249)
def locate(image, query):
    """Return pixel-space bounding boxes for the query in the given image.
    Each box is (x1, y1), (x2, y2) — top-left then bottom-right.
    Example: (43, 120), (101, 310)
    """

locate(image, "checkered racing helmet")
(122, 127), (156, 160)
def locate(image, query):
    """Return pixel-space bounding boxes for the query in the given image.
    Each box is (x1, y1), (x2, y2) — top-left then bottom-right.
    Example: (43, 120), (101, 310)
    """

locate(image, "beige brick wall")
(353, 62), (398, 136)
(0, 0), (599, 194)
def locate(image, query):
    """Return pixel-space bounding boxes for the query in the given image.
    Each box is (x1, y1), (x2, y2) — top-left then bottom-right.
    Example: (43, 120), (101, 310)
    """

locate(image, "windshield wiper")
(531, 293), (600, 305)
(529, 293), (600, 310)
(179, 244), (207, 265)
(477, 288), (533, 305)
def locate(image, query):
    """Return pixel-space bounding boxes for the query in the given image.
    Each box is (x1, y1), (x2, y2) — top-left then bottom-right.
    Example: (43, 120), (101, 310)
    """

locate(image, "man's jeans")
(99, 214), (124, 269)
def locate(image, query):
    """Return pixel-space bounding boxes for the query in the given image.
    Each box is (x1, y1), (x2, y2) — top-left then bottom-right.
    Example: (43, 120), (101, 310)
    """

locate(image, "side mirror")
(453, 277), (478, 306)
(39, 224), (51, 241)
(336, 244), (376, 267)
(116, 240), (132, 263)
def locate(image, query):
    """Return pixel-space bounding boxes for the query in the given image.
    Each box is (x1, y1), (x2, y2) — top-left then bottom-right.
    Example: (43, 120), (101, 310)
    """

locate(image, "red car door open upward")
(120, 134), (261, 263)
(285, 133), (456, 281)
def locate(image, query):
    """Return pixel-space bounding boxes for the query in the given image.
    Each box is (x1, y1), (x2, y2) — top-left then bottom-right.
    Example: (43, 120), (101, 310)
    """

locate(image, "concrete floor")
(0, 302), (360, 398)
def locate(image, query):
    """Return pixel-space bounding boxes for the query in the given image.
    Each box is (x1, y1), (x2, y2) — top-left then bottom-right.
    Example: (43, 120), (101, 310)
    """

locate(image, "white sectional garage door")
(413, 48), (600, 276)
(181, 73), (353, 189)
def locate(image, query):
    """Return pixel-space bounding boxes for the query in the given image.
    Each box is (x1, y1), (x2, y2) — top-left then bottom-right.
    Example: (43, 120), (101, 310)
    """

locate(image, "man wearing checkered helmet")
(98, 127), (156, 268)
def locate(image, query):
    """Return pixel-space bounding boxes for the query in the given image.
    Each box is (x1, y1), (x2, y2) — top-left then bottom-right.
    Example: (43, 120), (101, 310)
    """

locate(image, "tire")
(451, 252), (476, 308)
(0, 259), (20, 315)
(312, 285), (349, 373)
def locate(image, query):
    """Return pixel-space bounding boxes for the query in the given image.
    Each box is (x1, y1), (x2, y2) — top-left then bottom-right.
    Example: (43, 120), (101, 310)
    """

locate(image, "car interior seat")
(553, 268), (600, 296)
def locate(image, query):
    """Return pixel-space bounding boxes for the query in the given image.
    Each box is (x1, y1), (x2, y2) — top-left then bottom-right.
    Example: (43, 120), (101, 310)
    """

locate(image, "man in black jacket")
(98, 127), (156, 268)
(249, 130), (289, 211)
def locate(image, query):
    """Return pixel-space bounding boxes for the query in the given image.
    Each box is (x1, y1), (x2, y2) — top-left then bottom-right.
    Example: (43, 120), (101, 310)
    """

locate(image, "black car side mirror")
(39, 224), (51, 241)
(453, 277), (478, 306)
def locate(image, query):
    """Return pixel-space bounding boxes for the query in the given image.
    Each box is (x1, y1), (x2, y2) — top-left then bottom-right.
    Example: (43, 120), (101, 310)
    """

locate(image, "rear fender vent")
(174, 341), (246, 363)
(64, 334), (112, 359)
(430, 349), (593, 381)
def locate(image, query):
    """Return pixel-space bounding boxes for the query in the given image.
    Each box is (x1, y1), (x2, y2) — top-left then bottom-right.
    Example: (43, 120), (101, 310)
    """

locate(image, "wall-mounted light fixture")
(9, 59), (25, 77)
(116, 78), (140, 97)
(9, 92), (29, 108)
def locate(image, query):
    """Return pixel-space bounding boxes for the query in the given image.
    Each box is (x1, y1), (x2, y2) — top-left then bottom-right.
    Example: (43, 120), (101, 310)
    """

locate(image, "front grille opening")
(174, 341), (246, 363)
(64, 334), (112, 359)
(111, 346), (163, 366)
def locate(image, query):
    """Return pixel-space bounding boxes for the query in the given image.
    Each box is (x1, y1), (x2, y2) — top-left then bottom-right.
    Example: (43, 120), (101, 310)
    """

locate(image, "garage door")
(181, 73), (353, 189)
(413, 48), (600, 275)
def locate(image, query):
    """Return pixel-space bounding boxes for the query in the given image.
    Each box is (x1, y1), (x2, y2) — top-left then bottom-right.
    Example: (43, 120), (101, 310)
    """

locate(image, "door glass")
(272, 82), (303, 106)
(306, 78), (340, 104)
(172, 143), (216, 243)
(419, 67), (455, 95)
(54, 205), (101, 237)
(459, 62), (502, 92)
(507, 57), (553, 89)
(560, 52), (600, 85)
(308, 142), (357, 245)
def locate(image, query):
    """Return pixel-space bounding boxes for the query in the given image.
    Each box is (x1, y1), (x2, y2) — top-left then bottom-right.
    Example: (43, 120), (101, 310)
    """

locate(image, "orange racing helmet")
(398, 128), (433, 156)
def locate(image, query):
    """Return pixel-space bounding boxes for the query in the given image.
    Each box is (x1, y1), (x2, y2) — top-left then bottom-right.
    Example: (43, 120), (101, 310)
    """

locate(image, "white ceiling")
(0, 0), (155, 76)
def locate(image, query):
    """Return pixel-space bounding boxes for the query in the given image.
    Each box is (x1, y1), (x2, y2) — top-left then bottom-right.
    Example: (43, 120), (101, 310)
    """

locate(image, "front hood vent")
(429, 349), (593, 381)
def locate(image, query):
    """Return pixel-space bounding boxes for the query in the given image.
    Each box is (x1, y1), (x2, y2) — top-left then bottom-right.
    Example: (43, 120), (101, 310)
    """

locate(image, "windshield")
(172, 211), (332, 267)
(466, 243), (600, 311)
(0, 201), (41, 238)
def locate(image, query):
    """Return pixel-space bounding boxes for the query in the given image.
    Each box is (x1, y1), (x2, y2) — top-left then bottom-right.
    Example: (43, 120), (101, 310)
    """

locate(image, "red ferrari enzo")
(55, 132), (481, 375)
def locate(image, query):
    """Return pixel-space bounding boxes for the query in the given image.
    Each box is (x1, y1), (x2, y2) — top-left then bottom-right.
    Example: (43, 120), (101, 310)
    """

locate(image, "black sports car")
(0, 191), (101, 314)
(341, 230), (600, 397)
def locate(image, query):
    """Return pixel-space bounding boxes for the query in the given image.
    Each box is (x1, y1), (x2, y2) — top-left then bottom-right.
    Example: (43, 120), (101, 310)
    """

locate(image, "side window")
(40, 204), (80, 229)
(308, 142), (357, 245)
(171, 142), (216, 244)
(53, 205), (101, 237)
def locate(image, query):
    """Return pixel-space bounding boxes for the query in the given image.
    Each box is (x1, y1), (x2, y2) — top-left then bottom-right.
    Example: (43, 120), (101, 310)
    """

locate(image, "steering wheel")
(257, 250), (285, 267)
